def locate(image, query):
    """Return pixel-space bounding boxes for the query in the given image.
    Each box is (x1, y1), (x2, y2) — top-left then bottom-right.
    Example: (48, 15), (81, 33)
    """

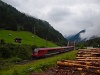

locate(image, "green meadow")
(0, 30), (57, 47)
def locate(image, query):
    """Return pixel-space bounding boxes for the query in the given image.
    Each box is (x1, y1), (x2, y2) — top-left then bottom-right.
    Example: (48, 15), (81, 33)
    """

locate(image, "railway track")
(17, 50), (72, 65)
(56, 48), (100, 75)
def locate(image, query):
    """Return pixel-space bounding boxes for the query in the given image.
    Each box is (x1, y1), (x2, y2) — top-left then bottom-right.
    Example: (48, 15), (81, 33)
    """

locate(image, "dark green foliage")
(15, 45), (32, 59)
(86, 37), (100, 48)
(13, 69), (19, 75)
(0, 43), (16, 58)
(0, 43), (35, 59)
(79, 44), (85, 49)
(76, 37), (100, 49)
(76, 42), (87, 49)
(31, 45), (38, 50)
(0, 45), (11, 58)
(0, 42), (38, 70)
(0, 59), (13, 70)
(0, 0), (67, 46)
(0, 39), (6, 45)
(10, 57), (22, 63)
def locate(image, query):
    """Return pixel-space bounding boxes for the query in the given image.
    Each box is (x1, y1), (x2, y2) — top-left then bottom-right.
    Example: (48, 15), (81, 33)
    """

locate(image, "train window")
(38, 50), (42, 53)
(47, 49), (58, 53)
(38, 50), (46, 53)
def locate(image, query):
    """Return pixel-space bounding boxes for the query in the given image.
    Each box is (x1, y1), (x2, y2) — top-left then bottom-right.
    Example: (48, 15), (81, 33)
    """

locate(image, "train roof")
(34, 46), (73, 52)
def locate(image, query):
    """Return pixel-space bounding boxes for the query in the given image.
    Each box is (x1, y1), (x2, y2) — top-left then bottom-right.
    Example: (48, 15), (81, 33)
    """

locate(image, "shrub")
(15, 45), (32, 59)
(31, 45), (38, 50)
(10, 57), (22, 63)
(79, 44), (85, 49)
(0, 45), (11, 58)
(0, 39), (6, 45)
(0, 43), (33, 60)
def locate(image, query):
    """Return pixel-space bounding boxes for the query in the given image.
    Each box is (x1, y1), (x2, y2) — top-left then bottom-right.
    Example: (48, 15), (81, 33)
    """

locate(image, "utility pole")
(32, 25), (36, 45)
(32, 19), (39, 45)
(46, 37), (48, 47)
(34, 25), (36, 45)
(67, 41), (76, 50)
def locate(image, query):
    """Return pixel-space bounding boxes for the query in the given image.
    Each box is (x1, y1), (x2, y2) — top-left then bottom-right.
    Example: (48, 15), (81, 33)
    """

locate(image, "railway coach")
(32, 46), (74, 58)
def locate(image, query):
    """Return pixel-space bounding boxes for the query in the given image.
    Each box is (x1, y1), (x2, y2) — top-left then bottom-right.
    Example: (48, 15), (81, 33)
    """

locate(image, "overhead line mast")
(67, 41), (76, 50)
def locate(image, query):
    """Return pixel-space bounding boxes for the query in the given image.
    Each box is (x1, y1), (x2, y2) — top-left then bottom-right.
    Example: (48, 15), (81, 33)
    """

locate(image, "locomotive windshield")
(34, 48), (39, 53)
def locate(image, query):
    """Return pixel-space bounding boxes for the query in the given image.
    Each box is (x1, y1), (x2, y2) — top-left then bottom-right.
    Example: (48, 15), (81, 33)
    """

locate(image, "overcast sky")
(2, 0), (100, 39)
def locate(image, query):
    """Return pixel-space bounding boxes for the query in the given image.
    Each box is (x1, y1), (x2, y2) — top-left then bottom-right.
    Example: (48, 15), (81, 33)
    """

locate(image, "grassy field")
(0, 50), (78, 75)
(0, 30), (57, 47)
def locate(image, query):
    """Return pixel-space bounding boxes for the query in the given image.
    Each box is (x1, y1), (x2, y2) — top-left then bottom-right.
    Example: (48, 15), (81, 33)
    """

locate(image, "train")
(32, 46), (74, 58)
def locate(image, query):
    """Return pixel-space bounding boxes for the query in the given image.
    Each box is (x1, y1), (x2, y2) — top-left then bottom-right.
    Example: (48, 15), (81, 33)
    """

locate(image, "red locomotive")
(32, 46), (74, 58)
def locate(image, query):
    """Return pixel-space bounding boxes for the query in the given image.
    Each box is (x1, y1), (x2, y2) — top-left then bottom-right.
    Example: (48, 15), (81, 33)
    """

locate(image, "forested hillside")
(76, 37), (100, 49)
(0, 0), (67, 46)
(86, 37), (100, 47)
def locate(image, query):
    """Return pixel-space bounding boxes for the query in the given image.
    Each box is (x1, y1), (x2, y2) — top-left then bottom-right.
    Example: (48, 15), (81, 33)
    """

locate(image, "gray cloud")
(2, 0), (100, 39)
(47, 7), (71, 22)
(2, 0), (21, 8)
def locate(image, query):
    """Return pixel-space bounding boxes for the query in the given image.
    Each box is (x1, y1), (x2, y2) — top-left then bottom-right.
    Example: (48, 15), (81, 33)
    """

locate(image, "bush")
(0, 45), (11, 58)
(31, 45), (38, 50)
(76, 42), (86, 49)
(10, 57), (22, 63)
(79, 44), (85, 49)
(0, 43), (33, 60)
(0, 59), (13, 70)
(0, 39), (6, 45)
(15, 45), (32, 59)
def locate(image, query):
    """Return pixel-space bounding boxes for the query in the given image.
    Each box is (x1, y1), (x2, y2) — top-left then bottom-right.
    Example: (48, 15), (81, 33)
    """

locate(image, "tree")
(0, 39), (5, 45)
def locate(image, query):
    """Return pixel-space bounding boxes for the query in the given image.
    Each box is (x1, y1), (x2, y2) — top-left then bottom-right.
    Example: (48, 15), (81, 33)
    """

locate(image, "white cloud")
(2, 0), (100, 39)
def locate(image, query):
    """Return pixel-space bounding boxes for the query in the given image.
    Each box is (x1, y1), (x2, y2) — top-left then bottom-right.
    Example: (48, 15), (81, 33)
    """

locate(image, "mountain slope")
(0, 30), (57, 47)
(66, 30), (85, 42)
(0, 0), (67, 46)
